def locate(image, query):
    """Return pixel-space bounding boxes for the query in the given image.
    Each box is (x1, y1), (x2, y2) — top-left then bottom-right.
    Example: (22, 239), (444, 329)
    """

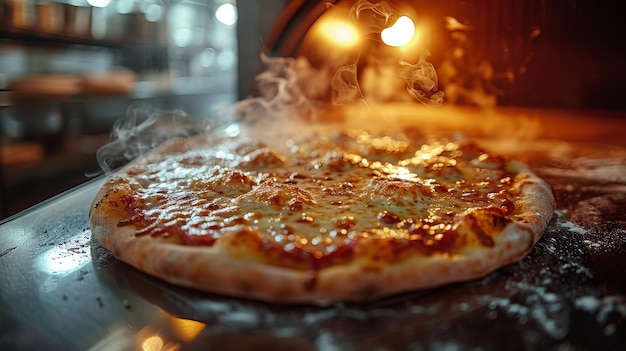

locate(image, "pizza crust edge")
(89, 166), (555, 304)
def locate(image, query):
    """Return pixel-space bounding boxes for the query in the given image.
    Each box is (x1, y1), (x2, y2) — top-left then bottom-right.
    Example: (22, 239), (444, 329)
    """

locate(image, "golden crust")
(89, 128), (555, 305)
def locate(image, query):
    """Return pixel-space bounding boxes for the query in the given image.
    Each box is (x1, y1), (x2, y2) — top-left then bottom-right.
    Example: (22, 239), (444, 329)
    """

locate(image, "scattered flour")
(554, 210), (587, 235)
(470, 209), (624, 341)
(575, 295), (626, 324)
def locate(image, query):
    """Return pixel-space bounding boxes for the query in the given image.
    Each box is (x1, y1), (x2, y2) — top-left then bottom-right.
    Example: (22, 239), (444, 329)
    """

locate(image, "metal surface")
(1, 110), (625, 350)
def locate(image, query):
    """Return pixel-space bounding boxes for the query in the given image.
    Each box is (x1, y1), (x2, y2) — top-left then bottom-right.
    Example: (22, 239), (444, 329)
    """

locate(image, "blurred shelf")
(0, 72), (237, 106)
(0, 92), (10, 107)
(0, 133), (106, 218)
(0, 27), (123, 48)
(0, 87), (237, 218)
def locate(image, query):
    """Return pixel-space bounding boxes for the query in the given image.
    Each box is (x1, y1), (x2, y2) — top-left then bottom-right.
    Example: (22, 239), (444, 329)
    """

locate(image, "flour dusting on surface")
(554, 210), (587, 234)
(463, 208), (625, 344)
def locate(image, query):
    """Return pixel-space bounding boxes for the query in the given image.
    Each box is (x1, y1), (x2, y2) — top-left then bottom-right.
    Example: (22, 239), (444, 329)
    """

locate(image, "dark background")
(417, 0), (626, 109)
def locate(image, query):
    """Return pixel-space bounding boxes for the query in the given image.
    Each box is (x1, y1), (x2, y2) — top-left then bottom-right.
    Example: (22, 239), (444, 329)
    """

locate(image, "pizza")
(89, 120), (555, 304)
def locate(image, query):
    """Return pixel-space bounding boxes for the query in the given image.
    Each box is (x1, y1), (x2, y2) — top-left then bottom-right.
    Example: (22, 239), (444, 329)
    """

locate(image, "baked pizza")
(90, 120), (555, 304)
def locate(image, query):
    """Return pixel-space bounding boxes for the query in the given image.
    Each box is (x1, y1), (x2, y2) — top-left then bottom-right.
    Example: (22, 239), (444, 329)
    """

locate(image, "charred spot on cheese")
(456, 207), (512, 248)
(258, 232), (358, 270)
(357, 222), (459, 262)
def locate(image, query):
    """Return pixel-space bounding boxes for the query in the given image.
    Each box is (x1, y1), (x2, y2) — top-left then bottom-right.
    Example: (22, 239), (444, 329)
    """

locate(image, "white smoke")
(233, 53), (329, 123)
(332, 0), (444, 106)
(95, 1), (447, 172)
(233, 0), (445, 125)
(349, 0), (398, 32)
(331, 63), (363, 105)
(95, 105), (204, 173)
(399, 53), (445, 105)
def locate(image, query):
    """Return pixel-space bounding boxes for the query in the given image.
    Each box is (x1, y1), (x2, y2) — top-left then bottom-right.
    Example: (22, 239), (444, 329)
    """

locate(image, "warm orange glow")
(168, 318), (206, 342)
(381, 16), (415, 47)
(316, 19), (360, 47)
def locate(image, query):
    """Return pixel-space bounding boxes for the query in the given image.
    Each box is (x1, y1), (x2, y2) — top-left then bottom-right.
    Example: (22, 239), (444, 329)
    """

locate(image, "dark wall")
(416, 0), (626, 109)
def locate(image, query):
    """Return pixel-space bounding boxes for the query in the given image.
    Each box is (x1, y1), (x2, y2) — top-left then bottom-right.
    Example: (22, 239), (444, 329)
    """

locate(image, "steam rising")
(233, 54), (329, 123)
(331, 63), (362, 105)
(236, 0), (443, 117)
(96, 106), (202, 173)
(333, 0), (443, 106)
(349, 0), (398, 31)
(399, 53), (445, 105)
(97, 1), (446, 172)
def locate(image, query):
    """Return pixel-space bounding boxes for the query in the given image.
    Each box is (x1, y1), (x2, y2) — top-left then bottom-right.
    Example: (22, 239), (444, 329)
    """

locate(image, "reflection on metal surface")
(133, 312), (206, 351)
(87, 327), (134, 351)
(34, 230), (92, 276)
(166, 315), (206, 342)
(141, 335), (166, 351)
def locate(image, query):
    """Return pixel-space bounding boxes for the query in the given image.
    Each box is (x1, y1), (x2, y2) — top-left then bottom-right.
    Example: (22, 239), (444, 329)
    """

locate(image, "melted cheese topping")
(111, 129), (520, 269)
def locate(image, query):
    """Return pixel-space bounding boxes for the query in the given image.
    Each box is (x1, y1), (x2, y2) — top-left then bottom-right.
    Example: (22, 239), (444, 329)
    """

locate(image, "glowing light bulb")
(334, 23), (359, 46)
(319, 20), (360, 47)
(381, 16), (415, 47)
(215, 3), (237, 26)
